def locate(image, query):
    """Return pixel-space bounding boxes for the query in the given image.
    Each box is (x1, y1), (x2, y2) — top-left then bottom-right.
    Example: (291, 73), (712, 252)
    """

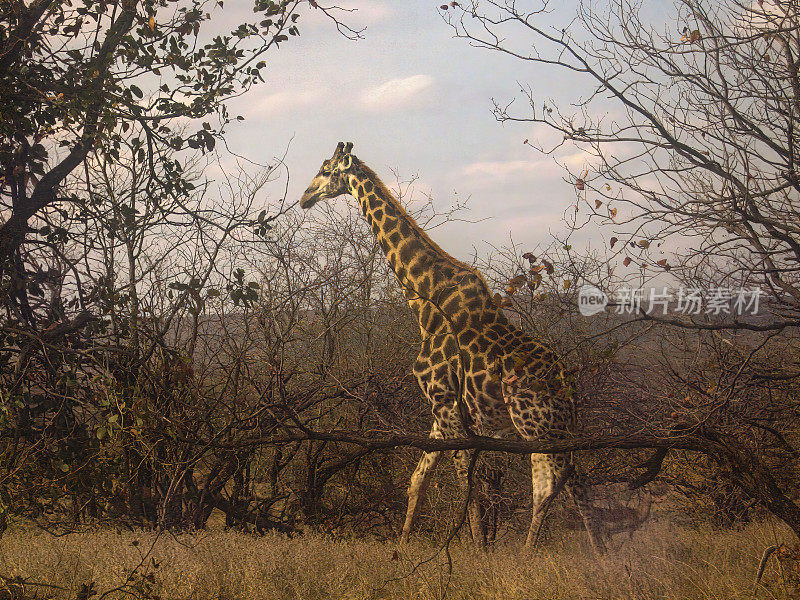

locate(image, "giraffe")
(300, 142), (607, 552)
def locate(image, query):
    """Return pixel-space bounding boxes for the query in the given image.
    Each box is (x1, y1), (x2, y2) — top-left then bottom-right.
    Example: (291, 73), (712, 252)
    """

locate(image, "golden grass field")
(0, 519), (797, 600)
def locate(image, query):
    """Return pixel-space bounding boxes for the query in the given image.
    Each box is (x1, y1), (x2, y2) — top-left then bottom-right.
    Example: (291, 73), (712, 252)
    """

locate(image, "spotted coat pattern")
(301, 142), (606, 551)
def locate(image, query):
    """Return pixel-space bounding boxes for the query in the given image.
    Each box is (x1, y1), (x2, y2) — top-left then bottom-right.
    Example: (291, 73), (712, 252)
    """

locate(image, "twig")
(753, 544), (778, 598)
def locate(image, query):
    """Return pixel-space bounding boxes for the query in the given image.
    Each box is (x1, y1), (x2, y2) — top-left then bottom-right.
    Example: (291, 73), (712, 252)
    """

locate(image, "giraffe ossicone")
(301, 141), (607, 553)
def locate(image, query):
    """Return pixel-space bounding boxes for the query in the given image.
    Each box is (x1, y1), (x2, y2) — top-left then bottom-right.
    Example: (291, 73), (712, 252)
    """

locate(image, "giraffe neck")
(346, 161), (498, 334)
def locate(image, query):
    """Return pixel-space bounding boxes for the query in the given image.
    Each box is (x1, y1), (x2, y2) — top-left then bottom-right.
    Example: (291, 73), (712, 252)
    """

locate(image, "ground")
(0, 519), (796, 599)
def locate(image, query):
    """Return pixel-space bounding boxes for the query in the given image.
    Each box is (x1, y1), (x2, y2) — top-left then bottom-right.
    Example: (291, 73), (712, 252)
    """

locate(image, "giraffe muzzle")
(300, 186), (322, 209)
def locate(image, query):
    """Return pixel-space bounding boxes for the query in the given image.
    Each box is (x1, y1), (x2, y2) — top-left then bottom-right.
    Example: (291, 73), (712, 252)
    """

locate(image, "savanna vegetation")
(2, 0), (800, 598)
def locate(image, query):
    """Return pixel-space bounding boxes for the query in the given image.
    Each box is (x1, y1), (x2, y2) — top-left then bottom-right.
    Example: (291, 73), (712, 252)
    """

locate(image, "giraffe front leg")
(400, 446), (442, 545)
(453, 448), (487, 549)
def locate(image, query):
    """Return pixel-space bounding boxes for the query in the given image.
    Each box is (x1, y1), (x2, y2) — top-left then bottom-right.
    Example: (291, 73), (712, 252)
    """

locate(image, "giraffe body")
(301, 142), (606, 552)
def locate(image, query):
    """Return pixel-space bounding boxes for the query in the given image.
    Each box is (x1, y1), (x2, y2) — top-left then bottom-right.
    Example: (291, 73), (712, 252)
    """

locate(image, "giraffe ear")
(339, 154), (352, 170)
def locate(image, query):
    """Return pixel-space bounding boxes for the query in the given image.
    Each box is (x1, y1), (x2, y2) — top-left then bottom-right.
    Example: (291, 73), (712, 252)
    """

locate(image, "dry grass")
(0, 519), (796, 600)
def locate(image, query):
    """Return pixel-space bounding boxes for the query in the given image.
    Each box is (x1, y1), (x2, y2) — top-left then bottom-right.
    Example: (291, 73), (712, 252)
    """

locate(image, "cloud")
(461, 151), (600, 188)
(561, 150), (596, 171)
(250, 88), (331, 118)
(344, 0), (392, 24)
(462, 159), (547, 180)
(360, 74), (434, 111)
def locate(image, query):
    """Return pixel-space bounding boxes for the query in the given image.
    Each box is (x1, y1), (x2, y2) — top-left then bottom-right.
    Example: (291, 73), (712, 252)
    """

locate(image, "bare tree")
(434, 0), (800, 536)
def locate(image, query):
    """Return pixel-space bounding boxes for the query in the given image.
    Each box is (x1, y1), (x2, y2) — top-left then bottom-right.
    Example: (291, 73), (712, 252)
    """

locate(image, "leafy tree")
(0, 0), (337, 279)
(0, 0), (355, 532)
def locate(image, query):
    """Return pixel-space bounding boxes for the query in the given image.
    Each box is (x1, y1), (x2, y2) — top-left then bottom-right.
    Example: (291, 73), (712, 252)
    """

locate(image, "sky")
(220, 0), (600, 261)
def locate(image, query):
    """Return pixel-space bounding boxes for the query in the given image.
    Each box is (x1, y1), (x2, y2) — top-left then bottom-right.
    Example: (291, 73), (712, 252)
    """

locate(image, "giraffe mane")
(357, 161), (497, 302)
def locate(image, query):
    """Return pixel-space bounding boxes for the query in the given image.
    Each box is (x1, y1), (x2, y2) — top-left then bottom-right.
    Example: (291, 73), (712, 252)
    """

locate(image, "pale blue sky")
(224, 0), (599, 259)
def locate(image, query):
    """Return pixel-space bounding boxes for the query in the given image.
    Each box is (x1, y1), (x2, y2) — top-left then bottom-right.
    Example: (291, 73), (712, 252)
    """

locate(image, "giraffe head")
(300, 141), (357, 209)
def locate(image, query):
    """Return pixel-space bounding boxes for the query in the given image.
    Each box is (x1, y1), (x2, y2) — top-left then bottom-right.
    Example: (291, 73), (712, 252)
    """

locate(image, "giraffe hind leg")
(525, 453), (557, 548)
(565, 458), (607, 553)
